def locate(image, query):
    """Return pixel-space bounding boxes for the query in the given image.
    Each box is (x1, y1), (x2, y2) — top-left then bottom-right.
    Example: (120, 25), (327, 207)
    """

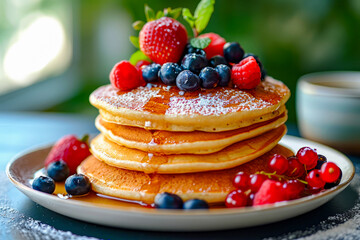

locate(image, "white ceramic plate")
(6, 135), (355, 231)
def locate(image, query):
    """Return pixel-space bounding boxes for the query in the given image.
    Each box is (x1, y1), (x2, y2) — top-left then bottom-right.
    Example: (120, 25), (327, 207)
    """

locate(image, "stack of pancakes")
(79, 77), (291, 204)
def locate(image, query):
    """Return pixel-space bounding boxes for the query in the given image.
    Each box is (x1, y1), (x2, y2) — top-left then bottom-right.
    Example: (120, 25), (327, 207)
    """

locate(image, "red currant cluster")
(225, 146), (342, 208)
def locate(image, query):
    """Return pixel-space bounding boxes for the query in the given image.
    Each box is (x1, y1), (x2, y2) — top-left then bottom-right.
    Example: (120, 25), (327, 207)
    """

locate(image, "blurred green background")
(1, 0), (359, 124)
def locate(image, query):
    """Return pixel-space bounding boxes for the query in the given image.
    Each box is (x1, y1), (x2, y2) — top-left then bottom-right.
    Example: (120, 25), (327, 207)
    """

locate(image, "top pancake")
(90, 77), (290, 132)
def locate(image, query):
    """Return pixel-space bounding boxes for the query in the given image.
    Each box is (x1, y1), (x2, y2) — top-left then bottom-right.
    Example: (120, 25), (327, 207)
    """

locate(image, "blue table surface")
(0, 112), (359, 240)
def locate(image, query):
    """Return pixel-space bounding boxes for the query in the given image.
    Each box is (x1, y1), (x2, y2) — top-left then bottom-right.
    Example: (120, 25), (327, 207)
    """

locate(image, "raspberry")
(231, 56), (261, 89)
(198, 33), (226, 59)
(109, 61), (145, 91)
(253, 180), (288, 206)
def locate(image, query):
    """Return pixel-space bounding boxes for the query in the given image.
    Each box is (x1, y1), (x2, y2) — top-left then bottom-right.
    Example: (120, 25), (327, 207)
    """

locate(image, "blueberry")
(199, 67), (220, 89)
(315, 154), (327, 170)
(155, 192), (183, 209)
(142, 63), (161, 83)
(159, 63), (182, 85)
(181, 53), (207, 74)
(215, 64), (231, 87)
(243, 53), (267, 80)
(184, 44), (206, 57)
(65, 174), (91, 195)
(183, 199), (209, 210)
(47, 160), (70, 182)
(324, 170), (342, 189)
(32, 176), (55, 194)
(176, 70), (201, 91)
(209, 55), (228, 67)
(223, 42), (244, 64)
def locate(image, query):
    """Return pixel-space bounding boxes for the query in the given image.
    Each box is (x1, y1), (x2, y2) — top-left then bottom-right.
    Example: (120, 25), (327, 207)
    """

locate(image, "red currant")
(296, 147), (318, 167)
(307, 185), (324, 194)
(306, 158), (318, 171)
(268, 154), (289, 174)
(249, 174), (268, 193)
(286, 156), (305, 178)
(247, 192), (255, 206)
(233, 172), (250, 190)
(282, 180), (305, 200)
(306, 169), (325, 188)
(320, 162), (341, 183)
(225, 189), (248, 208)
(315, 154), (327, 170)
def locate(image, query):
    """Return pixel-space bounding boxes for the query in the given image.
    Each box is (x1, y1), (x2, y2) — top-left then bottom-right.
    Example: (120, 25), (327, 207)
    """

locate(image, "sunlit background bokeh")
(0, 0), (359, 123)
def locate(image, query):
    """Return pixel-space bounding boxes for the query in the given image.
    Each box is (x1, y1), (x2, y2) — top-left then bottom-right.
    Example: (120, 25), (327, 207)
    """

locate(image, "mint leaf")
(194, 0), (215, 34)
(156, 10), (164, 19)
(129, 50), (151, 65)
(132, 21), (145, 31)
(145, 4), (155, 21)
(129, 36), (140, 49)
(190, 37), (211, 49)
(182, 8), (195, 28)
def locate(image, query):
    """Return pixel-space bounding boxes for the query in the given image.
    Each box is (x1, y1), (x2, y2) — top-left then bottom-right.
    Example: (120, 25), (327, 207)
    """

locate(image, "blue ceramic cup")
(297, 71), (360, 155)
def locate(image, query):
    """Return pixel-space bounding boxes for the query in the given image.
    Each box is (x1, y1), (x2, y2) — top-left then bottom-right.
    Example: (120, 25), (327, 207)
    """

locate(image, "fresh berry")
(306, 159), (318, 171)
(198, 33), (226, 59)
(184, 44), (206, 57)
(324, 169), (342, 189)
(282, 180), (305, 200)
(249, 174), (268, 193)
(135, 60), (151, 70)
(142, 63), (161, 83)
(215, 64), (231, 87)
(243, 53), (266, 80)
(159, 63), (182, 85)
(32, 176), (55, 194)
(45, 135), (91, 174)
(183, 199), (209, 210)
(199, 67), (220, 88)
(268, 154), (289, 174)
(306, 169), (326, 188)
(47, 160), (70, 182)
(286, 156), (305, 178)
(154, 192), (183, 209)
(247, 192), (255, 206)
(209, 55), (227, 67)
(225, 189), (248, 208)
(320, 162), (341, 183)
(181, 53), (207, 74)
(109, 61), (145, 91)
(223, 42), (244, 64)
(308, 185), (323, 194)
(176, 70), (201, 91)
(315, 154), (327, 170)
(139, 17), (188, 64)
(233, 172), (250, 190)
(65, 174), (91, 196)
(231, 56), (261, 89)
(253, 180), (288, 206)
(296, 147), (318, 168)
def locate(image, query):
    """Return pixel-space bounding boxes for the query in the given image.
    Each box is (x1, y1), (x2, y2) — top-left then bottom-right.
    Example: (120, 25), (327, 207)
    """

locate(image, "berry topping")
(324, 169), (342, 189)
(209, 55), (228, 67)
(32, 176), (55, 194)
(159, 62), (182, 85)
(315, 154), (327, 170)
(135, 60), (151, 70)
(223, 42), (244, 64)
(225, 189), (248, 208)
(282, 180), (305, 200)
(249, 174), (268, 193)
(142, 63), (161, 83)
(44, 135), (91, 175)
(183, 199), (209, 210)
(176, 70), (201, 91)
(268, 154), (289, 174)
(296, 147), (318, 168)
(139, 17), (188, 64)
(199, 67), (220, 88)
(286, 156), (305, 178)
(110, 61), (145, 91)
(231, 56), (261, 89)
(155, 192), (183, 209)
(253, 180), (288, 206)
(247, 192), (256, 206)
(215, 64), (231, 87)
(181, 53), (208, 74)
(198, 33), (226, 59)
(320, 162), (341, 183)
(243, 53), (266, 80)
(65, 174), (91, 196)
(47, 160), (70, 182)
(306, 169), (326, 189)
(233, 172), (250, 190)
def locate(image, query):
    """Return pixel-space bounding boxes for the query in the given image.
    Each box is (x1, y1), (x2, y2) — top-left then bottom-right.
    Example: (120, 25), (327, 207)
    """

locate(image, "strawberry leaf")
(156, 10), (164, 19)
(169, 8), (182, 19)
(194, 0), (215, 34)
(132, 20), (145, 31)
(190, 37), (211, 49)
(145, 4), (155, 21)
(129, 36), (140, 49)
(129, 50), (151, 65)
(182, 8), (195, 28)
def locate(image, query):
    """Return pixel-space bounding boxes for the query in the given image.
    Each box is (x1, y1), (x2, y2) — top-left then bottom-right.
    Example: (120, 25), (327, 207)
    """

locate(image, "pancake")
(78, 144), (294, 204)
(95, 112), (288, 154)
(90, 125), (287, 174)
(90, 77), (290, 132)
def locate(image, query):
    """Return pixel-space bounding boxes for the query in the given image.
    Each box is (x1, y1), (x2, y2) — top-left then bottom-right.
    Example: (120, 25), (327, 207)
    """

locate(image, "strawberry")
(198, 33), (226, 59)
(253, 180), (289, 206)
(110, 60), (145, 91)
(231, 56), (261, 89)
(139, 17), (188, 64)
(45, 135), (91, 174)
